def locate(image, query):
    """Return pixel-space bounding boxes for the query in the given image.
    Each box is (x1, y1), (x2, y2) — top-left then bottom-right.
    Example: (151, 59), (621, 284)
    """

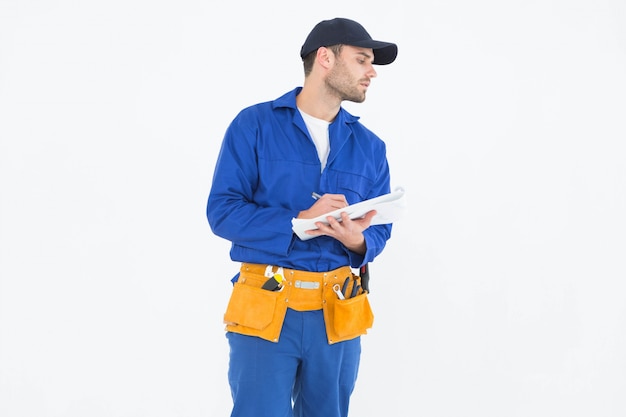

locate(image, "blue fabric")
(227, 309), (361, 417)
(206, 87), (392, 273)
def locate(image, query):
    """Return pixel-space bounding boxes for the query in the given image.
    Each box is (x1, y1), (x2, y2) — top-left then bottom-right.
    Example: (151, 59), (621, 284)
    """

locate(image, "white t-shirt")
(299, 109), (330, 171)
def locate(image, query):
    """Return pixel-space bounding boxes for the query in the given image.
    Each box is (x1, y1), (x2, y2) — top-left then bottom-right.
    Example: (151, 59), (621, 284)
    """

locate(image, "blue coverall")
(206, 87), (392, 417)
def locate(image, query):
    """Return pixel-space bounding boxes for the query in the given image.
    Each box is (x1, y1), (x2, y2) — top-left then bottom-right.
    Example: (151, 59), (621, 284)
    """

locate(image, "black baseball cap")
(300, 18), (398, 65)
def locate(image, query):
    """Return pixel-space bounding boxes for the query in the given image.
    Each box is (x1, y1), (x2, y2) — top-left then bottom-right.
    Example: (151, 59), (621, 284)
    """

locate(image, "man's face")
(325, 45), (377, 103)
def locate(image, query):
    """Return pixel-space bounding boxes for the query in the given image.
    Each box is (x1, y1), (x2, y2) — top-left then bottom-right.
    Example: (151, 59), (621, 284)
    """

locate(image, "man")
(206, 17), (398, 417)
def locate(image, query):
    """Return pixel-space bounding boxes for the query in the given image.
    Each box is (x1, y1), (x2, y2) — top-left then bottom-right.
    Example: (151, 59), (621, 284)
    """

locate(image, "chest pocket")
(329, 170), (374, 205)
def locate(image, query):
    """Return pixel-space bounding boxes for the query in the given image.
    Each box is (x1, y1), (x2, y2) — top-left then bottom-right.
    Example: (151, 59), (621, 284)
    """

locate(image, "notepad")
(291, 187), (406, 241)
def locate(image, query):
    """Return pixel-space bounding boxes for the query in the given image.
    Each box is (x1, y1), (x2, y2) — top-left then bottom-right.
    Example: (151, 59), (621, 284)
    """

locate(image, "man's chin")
(344, 94), (366, 104)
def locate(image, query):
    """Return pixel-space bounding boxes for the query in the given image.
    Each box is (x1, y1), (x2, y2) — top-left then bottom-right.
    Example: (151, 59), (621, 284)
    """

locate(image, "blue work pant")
(226, 308), (361, 417)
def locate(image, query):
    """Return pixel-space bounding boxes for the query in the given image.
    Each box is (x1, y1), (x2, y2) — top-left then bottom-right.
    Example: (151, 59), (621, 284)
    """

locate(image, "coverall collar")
(273, 88), (362, 166)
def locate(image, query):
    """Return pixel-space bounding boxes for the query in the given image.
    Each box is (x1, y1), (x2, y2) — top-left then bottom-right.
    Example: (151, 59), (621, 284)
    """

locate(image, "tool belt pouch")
(323, 276), (374, 344)
(223, 274), (288, 343)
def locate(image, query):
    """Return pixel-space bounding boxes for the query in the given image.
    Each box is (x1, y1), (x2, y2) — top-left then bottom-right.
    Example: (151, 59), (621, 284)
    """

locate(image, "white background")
(1, 1), (625, 416)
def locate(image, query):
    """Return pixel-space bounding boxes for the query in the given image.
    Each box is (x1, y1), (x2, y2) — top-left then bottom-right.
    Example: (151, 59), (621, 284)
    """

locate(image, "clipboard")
(291, 187), (406, 241)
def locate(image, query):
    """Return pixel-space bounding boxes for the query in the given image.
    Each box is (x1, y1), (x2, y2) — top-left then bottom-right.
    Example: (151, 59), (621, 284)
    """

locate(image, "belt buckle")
(294, 280), (320, 290)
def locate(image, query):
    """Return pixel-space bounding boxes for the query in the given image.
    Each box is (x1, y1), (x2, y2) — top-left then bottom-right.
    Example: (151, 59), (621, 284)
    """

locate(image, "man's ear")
(316, 47), (333, 69)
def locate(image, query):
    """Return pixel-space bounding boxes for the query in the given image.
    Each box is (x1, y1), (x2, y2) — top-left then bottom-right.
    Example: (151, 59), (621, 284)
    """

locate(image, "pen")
(311, 192), (322, 200)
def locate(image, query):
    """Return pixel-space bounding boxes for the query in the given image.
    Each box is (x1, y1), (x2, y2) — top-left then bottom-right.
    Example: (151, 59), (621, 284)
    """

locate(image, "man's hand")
(297, 193), (349, 219)
(297, 194), (375, 255)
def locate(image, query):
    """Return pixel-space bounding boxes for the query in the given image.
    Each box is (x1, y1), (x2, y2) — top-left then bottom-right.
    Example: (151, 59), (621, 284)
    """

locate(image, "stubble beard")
(325, 61), (367, 104)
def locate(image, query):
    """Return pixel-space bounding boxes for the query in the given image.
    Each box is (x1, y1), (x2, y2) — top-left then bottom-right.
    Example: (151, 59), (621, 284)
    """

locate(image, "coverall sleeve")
(345, 147), (393, 268)
(206, 114), (296, 257)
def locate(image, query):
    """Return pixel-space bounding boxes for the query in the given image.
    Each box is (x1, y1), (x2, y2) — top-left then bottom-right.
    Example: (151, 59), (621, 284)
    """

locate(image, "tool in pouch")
(332, 275), (362, 299)
(261, 265), (284, 291)
(359, 263), (370, 293)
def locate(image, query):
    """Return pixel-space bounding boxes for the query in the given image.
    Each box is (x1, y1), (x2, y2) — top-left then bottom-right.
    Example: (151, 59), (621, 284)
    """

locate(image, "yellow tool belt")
(223, 263), (374, 344)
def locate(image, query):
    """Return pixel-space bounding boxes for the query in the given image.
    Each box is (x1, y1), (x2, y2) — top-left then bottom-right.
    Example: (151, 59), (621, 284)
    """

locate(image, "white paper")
(291, 187), (406, 240)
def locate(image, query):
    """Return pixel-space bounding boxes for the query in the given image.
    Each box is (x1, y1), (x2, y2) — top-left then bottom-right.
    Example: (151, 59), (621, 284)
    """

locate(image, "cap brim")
(352, 40), (398, 65)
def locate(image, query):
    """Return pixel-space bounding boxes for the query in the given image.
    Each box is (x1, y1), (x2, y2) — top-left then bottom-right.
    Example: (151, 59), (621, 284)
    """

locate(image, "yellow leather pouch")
(223, 270), (289, 343)
(322, 274), (374, 344)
